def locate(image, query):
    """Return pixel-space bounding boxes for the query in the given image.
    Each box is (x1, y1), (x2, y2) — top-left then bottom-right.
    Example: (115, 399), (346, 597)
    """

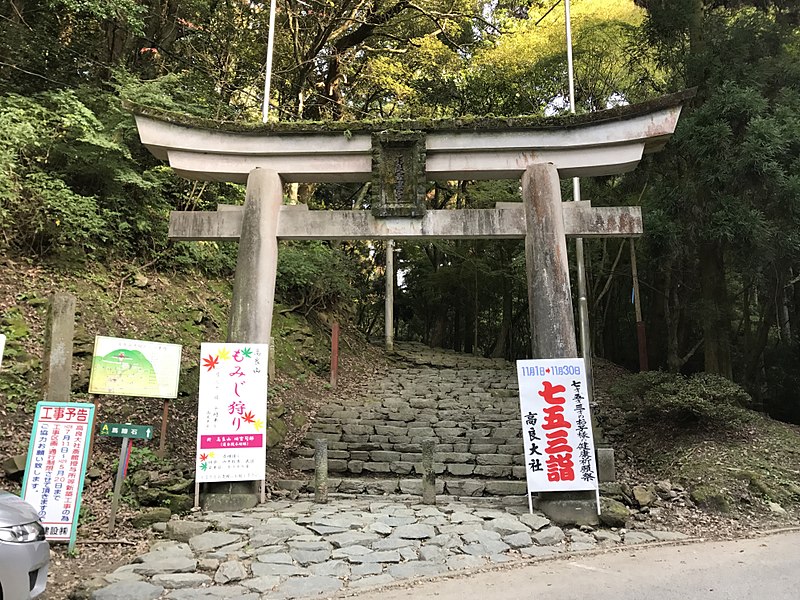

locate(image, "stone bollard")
(421, 439), (436, 505)
(314, 439), (328, 503)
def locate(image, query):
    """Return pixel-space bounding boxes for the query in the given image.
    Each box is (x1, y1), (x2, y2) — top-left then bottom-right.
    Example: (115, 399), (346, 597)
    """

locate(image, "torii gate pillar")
(202, 168), (281, 512)
(523, 163), (598, 525)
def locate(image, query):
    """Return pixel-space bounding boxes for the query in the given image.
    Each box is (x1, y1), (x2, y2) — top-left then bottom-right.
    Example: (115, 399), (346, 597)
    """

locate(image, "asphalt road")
(346, 530), (800, 600)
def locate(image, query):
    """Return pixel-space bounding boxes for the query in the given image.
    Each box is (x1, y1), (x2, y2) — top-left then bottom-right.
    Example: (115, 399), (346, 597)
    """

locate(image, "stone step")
(274, 477), (528, 498)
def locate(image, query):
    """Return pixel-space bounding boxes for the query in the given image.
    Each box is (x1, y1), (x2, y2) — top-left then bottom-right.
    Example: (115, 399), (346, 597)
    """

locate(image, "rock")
(519, 513), (550, 531)
(131, 507), (171, 528)
(214, 560), (248, 583)
(483, 517), (530, 536)
(654, 480), (673, 499)
(150, 573), (211, 589)
(392, 523), (436, 539)
(599, 497), (629, 528)
(503, 531), (533, 549)
(632, 484), (658, 508)
(130, 557), (197, 576)
(348, 550), (402, 564)
(328, 530), (380, 548)
(388, 561), (448, 579)
(288, 541), (333, 565)
(446, 555), (486, 571)
(767, 501), (787, 516)
(188, 531), (241, 553)
(349, 574), (395, 588)
(166, 585), (256, 599)
(241, 576), (281, 593)
(165, 520), (210, 543)
(69, 577), (108, 600)
(91, 582), (163, 600)
(308, 560), (350, 577)
(531, 526), (564, 546)
(623, 531), (656, 545)
(272, 575), (343, 599)
(256, 552), (293, 564)
(250, 563), (308, 578)
(1, 454), (26, 480)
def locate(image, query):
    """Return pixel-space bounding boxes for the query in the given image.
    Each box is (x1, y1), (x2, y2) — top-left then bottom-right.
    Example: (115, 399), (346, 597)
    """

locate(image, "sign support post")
(99, 422), (153, 533)
(108, 436), (130, 534)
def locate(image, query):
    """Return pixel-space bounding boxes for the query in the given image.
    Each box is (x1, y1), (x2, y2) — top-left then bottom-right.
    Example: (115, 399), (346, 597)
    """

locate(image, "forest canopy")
(1, 0), (800, 421)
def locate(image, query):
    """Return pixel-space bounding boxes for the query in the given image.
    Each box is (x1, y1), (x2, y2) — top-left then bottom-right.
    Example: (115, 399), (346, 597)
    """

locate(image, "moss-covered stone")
(131, 507), (171, 528)
(124, 89), (695, 135)
(599, 497), (629, 528)
(690, 485), (730, 512)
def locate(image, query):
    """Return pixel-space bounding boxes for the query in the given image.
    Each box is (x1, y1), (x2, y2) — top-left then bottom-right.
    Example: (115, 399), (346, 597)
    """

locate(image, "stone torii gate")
(130, 90), (691, 519)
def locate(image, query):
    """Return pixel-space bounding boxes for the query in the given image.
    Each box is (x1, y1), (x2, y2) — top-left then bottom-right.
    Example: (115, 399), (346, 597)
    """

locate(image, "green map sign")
(88, 336), (182, 398)
(99, 422), (153, 440)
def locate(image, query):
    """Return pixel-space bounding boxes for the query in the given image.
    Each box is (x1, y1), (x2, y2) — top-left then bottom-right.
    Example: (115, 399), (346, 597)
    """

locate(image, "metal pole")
(385, 239), (394, 352)
(630, 239), (649, 371)
(565, 0), (593, 390)
(262, 0), (277, 123)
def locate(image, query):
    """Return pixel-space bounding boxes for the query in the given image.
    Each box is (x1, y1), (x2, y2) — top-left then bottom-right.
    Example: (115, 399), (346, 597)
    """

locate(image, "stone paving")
(90, 495), (689, 600)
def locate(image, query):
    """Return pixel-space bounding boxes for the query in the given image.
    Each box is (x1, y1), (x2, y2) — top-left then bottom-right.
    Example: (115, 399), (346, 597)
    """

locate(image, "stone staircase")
(282, 342), (528, 498)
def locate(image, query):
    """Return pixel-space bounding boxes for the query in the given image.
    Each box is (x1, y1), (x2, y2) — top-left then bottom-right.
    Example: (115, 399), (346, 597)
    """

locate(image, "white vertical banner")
(196, 343), (268, 483)
(0, 333), (5, 370)
(516, 358), (598, 495)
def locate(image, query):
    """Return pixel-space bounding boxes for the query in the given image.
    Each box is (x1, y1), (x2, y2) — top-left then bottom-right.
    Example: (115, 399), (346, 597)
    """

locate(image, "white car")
(0, 491), (49, 599)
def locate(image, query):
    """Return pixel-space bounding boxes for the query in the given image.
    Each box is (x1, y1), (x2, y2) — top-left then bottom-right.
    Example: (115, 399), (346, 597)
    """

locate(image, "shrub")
(609, 371), (753, 429)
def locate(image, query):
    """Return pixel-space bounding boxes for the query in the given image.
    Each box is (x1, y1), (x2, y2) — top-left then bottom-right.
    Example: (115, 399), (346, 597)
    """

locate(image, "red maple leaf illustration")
(199, 453), (209, 462)
(243, 410), (256, 424)
(202, 354), (219, 371)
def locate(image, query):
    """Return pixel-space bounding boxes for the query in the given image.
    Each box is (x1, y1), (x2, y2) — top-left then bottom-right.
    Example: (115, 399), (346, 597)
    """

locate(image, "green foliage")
(609, 371), (753, 428)
(276, 242), (357, 312)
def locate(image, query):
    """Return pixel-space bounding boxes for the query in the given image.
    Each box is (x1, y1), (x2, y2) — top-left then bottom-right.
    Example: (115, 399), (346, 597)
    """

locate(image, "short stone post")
(421, 439), (436, 505)
(42, 292), (76, 403)
(314, 439), (329, 503)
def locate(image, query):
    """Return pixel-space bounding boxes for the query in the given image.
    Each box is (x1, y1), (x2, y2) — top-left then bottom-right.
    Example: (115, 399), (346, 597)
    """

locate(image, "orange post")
(330, 322), (339, 388)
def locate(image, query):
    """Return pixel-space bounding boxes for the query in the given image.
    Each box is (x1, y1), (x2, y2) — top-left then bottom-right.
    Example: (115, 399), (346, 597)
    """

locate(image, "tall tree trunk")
(490, 276), (512, 359)
(699, 242), (733, 378)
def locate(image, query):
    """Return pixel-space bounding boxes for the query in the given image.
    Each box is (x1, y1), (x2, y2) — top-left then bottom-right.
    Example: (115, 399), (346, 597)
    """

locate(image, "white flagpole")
(564, 0), (593, 391)
(262, 0), (278, 123)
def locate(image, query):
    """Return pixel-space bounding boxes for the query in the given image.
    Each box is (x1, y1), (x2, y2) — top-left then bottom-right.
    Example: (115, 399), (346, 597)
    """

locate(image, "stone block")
(476, 454), (513, 466)
(375, 425), (407, 436)
(390, 461), (415, 475)
(399, 479), (445, 495)
(370, 450), (401, 462)
(445, 480), (485, 496)
(484, 480), (527, 496)
(470, 444), (498, 454)
(290, 458), (315, 471)
(439, 452), (474, 464)
(342, 424), (374, 436)
(597, 447), (616, 483)
(347, 460), (364, 474)
(446, 464), (475, 476)
(328, 459), (348, 472)
(474, 465), (512, 478)
(362, 462), (391, 473)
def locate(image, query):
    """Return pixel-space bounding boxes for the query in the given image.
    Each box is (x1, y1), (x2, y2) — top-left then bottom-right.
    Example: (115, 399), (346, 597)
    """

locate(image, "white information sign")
(516, 358), (599, 496)
(196, 343), (268, 483)
(21, 401), (95, 550)
(0, 333), (5, 370)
